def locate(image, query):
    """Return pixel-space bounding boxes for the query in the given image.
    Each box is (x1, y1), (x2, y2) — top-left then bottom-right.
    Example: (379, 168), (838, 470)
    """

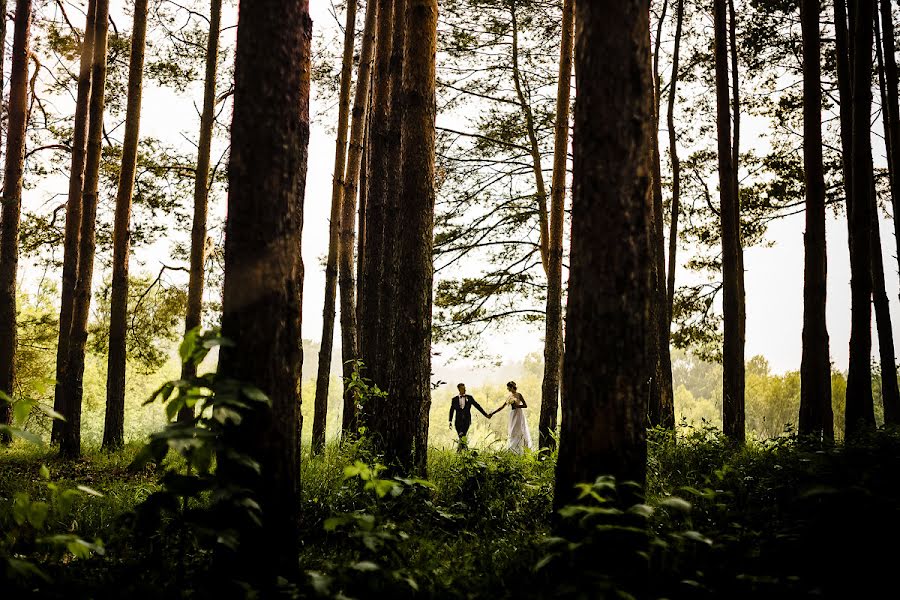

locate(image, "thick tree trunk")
(313, 0), (359, 454)
(648, 3), (675, 430)
(177, 0), (222, 424)
(384, 0), (436, 474)
(538, 0), (574, 451)
(52, 0), (97, 445)
(845, 0), (876, 437)
(510, 1), (550, 276)
(359, 0), (394, 394)
(60, 0), (110, 459)
(799, 0), (834, 442)
(874, 9), (900, 425)
(714, 0), (745, 443)
(338, 0), (377, 441)
(217, 0), (310, 569)
(102, 0), (149, 451)
(666, 0), (684, 322)
(878, 0), (900, 287)
(0, 0), (33, 436)
(554, 0), (653, 507)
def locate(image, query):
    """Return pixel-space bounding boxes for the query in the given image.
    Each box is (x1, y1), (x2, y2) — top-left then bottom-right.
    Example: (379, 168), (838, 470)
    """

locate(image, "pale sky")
(22, 2), (900, 382)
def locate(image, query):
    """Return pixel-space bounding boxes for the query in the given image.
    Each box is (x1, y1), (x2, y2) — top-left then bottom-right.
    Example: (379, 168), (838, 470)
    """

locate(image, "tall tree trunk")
(728, 0), (747, 435)
(313, 0), (359, 455)
(510, 1), (550, 276)
(648, 1), (675, 430)
(0, 0), (8, 440)
(554, 0), (653, 507)
(383, 0), (408, 369)
(874, 8), (900, 425)
(178, 0), (222, 423)
(338, 0), (377, 441)
(60, 0), (110, 459)
(217, 0), (310, 569)
(538, 0), (574, 451)
(385, 0), (436, 474)
(846, 0), (876, 437)
(359, 0), (394, 394)
(0, 0), (33, 437)
(878, 0), (900, 287)
(51, 0), (97, 445)
(714, 0), (745, 443)
(666, 0), (684, 322)
(799, 0), (834, 442)
(102, 0), (148, 451)
(870, 179), (900, 424)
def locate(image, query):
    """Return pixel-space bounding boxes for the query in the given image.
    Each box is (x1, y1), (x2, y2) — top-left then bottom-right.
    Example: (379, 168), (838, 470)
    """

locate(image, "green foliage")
(0, 402), (104, 586)
(88, 273), (188, 374)
(129, 328), (269, 562)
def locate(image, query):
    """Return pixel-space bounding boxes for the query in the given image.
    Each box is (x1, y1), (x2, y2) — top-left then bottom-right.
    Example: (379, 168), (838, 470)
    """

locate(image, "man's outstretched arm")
(471, 397), (491, 418)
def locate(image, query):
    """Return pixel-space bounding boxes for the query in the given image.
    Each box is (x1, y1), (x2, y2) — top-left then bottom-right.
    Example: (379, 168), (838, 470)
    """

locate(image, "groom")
(449, 383), (491, 451)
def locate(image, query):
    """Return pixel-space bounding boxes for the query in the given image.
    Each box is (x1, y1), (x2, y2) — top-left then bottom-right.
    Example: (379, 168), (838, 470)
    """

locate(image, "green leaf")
(10, 427), (43, 445)
(34, 403), (65, 421)
(351, 561), (380, 572)
(324, 516), (349, 532)
(179, 328), (200, 364)
(681, 530), (713, 546)
(13, 492), (31, 525)
(76, 485), (104, 498)
(307, 571), (332, 595)
(659, 497), (692, 513)
(13, 400), (34, 424)
(39, 464), (50, 480)
(241, 385), (271, 405)
(28, 501), (50, 529)
(5, 558), (51, 582)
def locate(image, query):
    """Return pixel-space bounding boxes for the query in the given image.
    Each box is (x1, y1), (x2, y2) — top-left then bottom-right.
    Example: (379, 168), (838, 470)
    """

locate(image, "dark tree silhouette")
(554, 0), (654, 507)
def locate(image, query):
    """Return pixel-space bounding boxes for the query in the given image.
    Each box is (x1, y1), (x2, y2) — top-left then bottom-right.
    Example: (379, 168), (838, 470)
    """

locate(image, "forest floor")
(2, 425), (900, 598)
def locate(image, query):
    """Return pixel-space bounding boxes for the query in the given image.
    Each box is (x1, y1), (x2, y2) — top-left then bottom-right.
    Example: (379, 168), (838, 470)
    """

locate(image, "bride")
(490, 381), (533, 454)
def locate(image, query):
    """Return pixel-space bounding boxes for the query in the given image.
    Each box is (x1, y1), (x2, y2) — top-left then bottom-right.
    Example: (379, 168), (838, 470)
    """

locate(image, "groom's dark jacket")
(449, 394), (489, 435)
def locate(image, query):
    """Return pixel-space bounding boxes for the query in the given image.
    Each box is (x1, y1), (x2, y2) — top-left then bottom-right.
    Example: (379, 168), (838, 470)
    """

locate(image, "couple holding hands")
(448, 381), (533, 453)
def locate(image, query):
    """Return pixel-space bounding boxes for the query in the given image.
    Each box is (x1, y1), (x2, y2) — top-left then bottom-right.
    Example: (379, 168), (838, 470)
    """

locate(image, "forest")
(2, 0), (900, 597)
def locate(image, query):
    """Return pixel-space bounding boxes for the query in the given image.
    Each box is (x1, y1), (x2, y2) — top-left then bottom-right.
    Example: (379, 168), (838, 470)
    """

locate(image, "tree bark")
(799, 0), (834, 443)
(383, 0), (408, 375)
(338, 0), (377, 441)
(383, 0), (436, 474)
(649, 2), (675, 430)
(874, 8), (900, 425)
(102, 0), (149, 451)
(217, 0), (310, 568)
(510, 1), (550, 276)
(60, 0), (110, 459)
(554, 0), (653, 507)
(878, 0), (900, 288)
(178, 0), (222, 424)
(313, 0), (359, 454)
(359, 0), (394, 394)
(0, 0), (33, 436)
(52, 0), (97, 445)
(728, 0), (747, 439)
(869, 180), (900, 424)
(666, 0), (684, 322)
(539, 0), (574, 451)
(845, 0), (876, 437)
(714, 0), (745, 443)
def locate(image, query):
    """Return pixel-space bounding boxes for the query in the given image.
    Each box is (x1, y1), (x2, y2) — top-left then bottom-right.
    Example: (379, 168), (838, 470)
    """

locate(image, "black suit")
(449, 394), (489, 437)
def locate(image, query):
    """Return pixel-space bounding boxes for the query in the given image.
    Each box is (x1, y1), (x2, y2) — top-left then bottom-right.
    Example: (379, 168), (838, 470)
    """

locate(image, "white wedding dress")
(507, 393), (533, 454)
